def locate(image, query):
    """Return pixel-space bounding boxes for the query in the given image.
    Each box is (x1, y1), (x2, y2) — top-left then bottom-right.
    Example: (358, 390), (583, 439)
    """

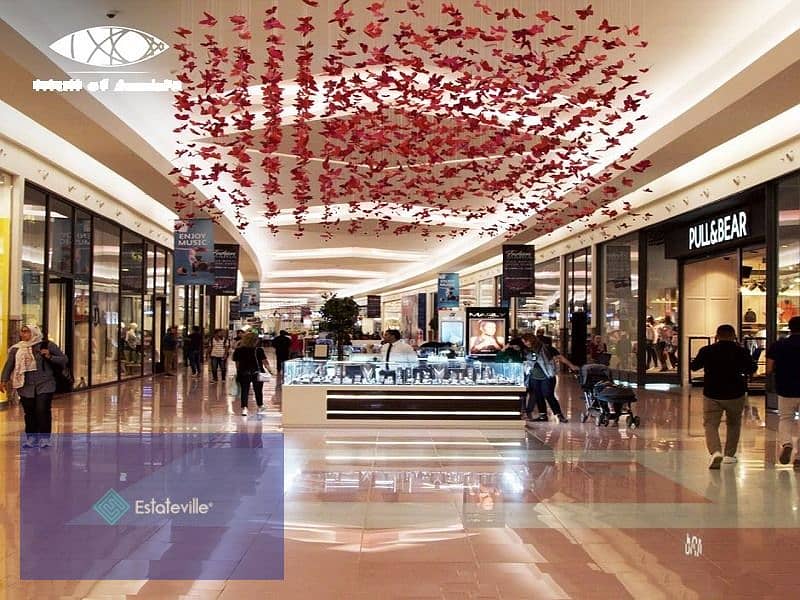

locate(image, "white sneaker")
(22, 437), (35, 449)
(241, 407), (248, 416)
(39, 438), (52, 448)
(722, 456), (737, 464)
(257, 406), (268, 414)
(709, 451), (723, 470)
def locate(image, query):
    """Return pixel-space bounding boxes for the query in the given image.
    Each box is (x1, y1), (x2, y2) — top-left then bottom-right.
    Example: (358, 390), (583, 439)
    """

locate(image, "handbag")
(42, 341), (74, 394)
(255, 348), (271, 382)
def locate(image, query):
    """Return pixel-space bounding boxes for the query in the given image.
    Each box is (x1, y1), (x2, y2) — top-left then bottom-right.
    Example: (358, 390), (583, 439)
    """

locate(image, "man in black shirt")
(767, 316), (800, 468)
(690, 324), (757, 469)
(271, 330), (291, 374)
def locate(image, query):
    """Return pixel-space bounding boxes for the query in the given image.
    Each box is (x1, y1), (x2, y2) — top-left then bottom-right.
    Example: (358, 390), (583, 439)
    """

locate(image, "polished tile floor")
(2, 365), (799, 599)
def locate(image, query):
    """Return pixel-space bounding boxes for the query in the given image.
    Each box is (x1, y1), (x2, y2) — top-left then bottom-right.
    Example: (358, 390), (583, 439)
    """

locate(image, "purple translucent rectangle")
(20, 433), (284, 580)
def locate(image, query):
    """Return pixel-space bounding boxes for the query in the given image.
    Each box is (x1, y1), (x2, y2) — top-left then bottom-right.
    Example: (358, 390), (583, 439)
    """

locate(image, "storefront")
(597, 170), (799, 388)
(19, 183), (173, 389)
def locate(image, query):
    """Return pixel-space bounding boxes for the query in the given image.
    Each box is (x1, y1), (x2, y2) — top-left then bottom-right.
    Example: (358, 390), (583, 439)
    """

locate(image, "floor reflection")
(1, 368), (799, 599)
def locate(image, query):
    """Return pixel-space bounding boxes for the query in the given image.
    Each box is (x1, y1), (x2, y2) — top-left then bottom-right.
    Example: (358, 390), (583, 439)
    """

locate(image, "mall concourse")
(1, 2), (800, 599)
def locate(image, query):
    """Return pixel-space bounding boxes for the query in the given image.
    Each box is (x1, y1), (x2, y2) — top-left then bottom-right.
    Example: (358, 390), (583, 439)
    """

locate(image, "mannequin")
(125, 322), (141, 363)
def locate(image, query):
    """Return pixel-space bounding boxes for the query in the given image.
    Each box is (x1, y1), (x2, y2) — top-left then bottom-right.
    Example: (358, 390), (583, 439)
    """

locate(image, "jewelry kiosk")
(281, 357), (525, 428)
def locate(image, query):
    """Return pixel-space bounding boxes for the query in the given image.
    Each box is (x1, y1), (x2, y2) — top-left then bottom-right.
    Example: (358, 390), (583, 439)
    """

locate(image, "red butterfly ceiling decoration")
(170, 1), (651, 238)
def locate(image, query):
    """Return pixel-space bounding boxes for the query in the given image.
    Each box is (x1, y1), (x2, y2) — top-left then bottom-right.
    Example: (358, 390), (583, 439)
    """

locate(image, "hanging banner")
(173, 219), (215, 286)
(239, 281), (260, 314)
(229, 298), (241, 321)
(502, 245), (535, 299)
(209, 244), (239, 296)
(437, 272), (460, 308)
(366, 295), (381, 318)
(605, 245), (632, 290)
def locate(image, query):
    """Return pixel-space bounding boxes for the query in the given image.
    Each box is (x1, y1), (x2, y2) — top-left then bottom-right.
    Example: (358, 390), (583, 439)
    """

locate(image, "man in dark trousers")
(690, 324), (757, 469)
(767, 316), (800, 468)
(272, 330), (291, 374)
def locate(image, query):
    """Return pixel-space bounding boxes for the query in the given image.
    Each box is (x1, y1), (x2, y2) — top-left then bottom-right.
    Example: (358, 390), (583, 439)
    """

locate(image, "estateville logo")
(93, 489), (214, 525)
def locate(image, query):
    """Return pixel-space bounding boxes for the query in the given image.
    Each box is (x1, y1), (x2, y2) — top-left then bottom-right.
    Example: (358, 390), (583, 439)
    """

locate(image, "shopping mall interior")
(1, 1), (799, 598)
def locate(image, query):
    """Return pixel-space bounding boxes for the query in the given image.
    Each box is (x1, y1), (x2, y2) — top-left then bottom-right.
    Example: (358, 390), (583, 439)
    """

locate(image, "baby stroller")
(579, 364), (640, 429)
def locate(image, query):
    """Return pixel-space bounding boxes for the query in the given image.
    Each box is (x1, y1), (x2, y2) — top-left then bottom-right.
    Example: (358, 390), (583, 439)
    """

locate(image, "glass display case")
(283, 358), (524, 387)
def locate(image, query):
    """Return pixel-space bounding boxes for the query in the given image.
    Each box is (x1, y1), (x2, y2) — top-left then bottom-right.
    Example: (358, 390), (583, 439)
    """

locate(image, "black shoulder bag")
(41, 338), (74, 394)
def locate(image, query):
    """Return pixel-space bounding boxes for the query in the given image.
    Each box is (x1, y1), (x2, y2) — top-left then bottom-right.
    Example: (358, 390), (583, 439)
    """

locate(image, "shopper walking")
(232, 332), (268, 416)
(208, 329), (230, 383)
(523, 333), (575, 423)
(162, 325), (178, 376)
(272, 330), (291, 373)
(0, 324), (67, 448)
(188, 325), (203, 377)
(690, 324), (757, 469)
(767, 316), (800, 468)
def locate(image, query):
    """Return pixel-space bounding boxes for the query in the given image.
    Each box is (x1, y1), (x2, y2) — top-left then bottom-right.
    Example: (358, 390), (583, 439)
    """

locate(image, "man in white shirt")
(381, 329), (419, 366)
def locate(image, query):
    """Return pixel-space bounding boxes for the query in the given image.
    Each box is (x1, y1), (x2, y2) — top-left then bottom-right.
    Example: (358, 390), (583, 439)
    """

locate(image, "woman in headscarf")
(0, 324), (67, 448)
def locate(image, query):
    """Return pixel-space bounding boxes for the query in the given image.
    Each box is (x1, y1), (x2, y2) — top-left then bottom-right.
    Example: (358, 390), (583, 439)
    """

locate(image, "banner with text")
(174, 219), (215, 286)
(229, 298), (241, 321)
(366, 295), (381, 318)
(437, 272), (460, 308)
(209, 244), (239, 296)
(239, 281), (260, 315)
(502, 245), (535, 300)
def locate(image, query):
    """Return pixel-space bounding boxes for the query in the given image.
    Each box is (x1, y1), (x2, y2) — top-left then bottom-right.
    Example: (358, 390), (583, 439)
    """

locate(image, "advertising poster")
(239, 281), (260, 315)
(502, 245), (535, 299)
(229, 298), (241, 321)
(173, 219), (215, 286)
(209, 244), (239, 296)
(605, 245), (632, 290)
(400, 294), (418, 341)
(366, 295), (381, 318)
(437, 272), (460, 308)
(466, 307), (509, 356)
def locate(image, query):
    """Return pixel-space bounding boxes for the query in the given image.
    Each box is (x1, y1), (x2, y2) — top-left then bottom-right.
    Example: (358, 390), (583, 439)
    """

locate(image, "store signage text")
(32, 78), (182, 93)
(688, 210), (749, 251)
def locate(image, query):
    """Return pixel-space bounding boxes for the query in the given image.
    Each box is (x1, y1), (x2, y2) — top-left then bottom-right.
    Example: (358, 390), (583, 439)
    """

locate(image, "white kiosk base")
(282, 383), (526, 428)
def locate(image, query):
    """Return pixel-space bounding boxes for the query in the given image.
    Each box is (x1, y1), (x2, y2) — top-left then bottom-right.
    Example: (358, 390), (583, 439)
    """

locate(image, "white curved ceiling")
(0, 0), (798, 304)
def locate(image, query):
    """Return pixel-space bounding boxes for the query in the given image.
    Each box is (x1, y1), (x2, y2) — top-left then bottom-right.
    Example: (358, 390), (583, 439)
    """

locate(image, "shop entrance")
(46, 276), (74, 365)
(682, 246), (767, 388)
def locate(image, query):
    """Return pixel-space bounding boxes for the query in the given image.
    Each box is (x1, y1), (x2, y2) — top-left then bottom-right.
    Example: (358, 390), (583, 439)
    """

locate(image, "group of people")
(645, 315), (679, 371)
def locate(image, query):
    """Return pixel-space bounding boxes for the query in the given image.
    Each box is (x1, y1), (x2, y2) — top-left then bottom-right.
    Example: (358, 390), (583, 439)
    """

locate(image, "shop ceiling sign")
(665, 207), (763, 259)
(35, 27), (180, 93)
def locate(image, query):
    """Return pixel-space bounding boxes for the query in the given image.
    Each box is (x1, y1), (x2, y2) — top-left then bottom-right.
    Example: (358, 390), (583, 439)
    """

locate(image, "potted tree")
(319, 294), (360, 360)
